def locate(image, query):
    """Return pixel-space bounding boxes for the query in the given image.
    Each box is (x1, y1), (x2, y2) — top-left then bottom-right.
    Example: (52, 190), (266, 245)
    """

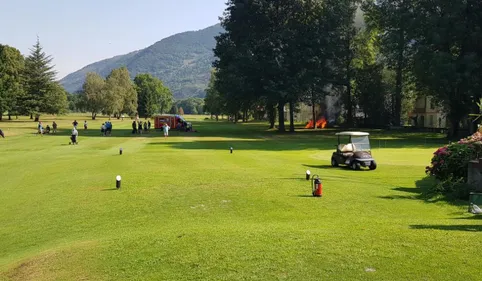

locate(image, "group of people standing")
(1, 117), (176, 141)
(132, 120), (151, 134)
(101, 121), (113, 136)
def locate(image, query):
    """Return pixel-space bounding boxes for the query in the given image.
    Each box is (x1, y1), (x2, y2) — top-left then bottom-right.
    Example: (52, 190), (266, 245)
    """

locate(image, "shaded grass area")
(0, 115), (480, 281)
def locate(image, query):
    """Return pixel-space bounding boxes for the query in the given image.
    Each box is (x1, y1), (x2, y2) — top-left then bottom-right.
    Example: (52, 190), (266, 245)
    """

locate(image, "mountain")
(60, 24), (224, 99)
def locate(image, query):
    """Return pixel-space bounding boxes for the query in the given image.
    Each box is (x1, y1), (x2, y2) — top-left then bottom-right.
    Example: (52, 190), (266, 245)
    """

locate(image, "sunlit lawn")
(0, 114), (480, 281)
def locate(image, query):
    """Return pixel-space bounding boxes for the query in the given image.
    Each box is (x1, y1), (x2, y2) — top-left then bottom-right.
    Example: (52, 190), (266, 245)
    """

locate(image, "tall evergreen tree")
(328, 0), (359, 127)
(23, 37), (59, 120)
(363, 0), (415, 126)
(411, 0), (482, 137)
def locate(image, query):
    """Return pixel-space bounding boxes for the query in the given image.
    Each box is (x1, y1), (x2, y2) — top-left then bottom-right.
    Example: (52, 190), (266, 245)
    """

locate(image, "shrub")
(425, 143), (476, 182)
(427, 177), (472, 199)
(425, 130), (482, 198)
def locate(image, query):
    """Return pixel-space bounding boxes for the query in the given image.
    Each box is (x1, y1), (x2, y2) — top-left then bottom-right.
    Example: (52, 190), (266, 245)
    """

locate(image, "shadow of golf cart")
(331, 131), (377, 170)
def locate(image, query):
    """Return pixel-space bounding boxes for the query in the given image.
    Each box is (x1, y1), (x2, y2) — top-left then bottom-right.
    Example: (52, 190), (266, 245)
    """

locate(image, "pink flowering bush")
(425, 131), (482, 198)
(425, 143), (476, 181)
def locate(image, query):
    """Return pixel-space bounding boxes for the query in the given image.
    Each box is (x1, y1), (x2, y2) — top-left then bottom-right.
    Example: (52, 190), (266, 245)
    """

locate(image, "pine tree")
(23, 37), (58, 120)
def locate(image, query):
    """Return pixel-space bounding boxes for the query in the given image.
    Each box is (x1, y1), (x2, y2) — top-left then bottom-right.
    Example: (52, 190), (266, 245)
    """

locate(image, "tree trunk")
(289, 101), (295, 133)
(448, 117), (461, 139)
(8, 113), (11, 120)
(34, 115), (39, 122)
(268, 103), (276, 129)
(30, 114), (33, 120)
(277, 100), (285, 132)
(346, 84), (353, 127)
(0, 114), (2, 121)
(312, 100), (316, 130)
(394, 36), (404, 126)
(91, 112), (97, 120)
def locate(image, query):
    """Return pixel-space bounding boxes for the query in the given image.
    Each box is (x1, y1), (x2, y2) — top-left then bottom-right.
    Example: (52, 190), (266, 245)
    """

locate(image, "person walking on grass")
(73, 120), (78, 129)
(52, 121), (57, 134)
(162, 123), (170, 138)
(138, 121), (143, 134)
(84, 120), (88, 130)
(132, 120), (137, 134)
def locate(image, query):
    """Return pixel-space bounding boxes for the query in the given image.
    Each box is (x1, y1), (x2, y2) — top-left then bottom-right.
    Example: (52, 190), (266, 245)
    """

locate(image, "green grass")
(0, 115), (480, 281)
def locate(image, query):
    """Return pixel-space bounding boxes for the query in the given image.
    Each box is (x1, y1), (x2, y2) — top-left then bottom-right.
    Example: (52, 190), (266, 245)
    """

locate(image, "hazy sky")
(0, 0), (226, 79)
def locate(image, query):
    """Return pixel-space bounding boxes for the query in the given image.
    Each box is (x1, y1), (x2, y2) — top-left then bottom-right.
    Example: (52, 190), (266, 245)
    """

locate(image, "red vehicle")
(153, 114), (186, 130)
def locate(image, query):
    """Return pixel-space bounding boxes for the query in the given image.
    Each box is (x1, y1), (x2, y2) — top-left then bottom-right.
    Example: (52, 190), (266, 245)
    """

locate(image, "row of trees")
(1, 40), (174, 121)
(79, 68), (173, 120)
(205, 0), (482, 137)
(171, 98), (204, 115)
(0, 39), (68, 121)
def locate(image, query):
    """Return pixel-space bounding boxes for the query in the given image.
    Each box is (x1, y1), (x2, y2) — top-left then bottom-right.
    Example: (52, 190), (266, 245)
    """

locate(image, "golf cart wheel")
(369, 161), (377, 170)
(351, 161), (361, 170)
(331, 157), (338, 167)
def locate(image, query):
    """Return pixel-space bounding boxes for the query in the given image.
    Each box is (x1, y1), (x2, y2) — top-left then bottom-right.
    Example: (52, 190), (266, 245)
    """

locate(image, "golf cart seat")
(340, 143), (356, 157)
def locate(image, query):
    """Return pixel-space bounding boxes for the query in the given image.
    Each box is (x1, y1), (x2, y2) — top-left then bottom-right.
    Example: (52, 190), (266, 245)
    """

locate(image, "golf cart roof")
(335, 131), (370, 136)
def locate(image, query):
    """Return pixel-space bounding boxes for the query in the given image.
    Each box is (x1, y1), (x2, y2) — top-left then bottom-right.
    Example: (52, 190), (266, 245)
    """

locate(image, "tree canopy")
(0, 44), (24, 120)
(135, 73), (173, 118)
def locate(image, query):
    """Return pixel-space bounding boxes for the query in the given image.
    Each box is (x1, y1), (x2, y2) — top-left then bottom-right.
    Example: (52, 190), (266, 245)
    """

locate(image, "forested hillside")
(60, 24), (223, 99)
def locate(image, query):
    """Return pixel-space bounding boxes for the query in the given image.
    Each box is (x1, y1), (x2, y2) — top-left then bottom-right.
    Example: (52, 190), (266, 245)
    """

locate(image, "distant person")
(143, 121), (148, 133)
(148, 120), (151, 131)
(70, 127), (79, 144)
(163, 123), (170, 138)
(52, 121), (57, 134)
(84, 120), (88, 130)
(138, 121), (143, 134)
(45, 125), (51, 134)
(73, 120), (78, 129)
(132, 121), (137, 134)
(105, 121), (112, 136)
(101, 123), (106, 136)
(38, 121), (43, 136)
(0, 128), (4, 138)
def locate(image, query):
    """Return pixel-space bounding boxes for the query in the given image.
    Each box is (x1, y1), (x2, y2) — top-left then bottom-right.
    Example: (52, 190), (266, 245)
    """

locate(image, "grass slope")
(0, 116), (480, 281)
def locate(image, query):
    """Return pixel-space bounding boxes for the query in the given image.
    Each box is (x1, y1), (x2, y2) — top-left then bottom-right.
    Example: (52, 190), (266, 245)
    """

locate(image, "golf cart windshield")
(351, 136), (370, 151)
